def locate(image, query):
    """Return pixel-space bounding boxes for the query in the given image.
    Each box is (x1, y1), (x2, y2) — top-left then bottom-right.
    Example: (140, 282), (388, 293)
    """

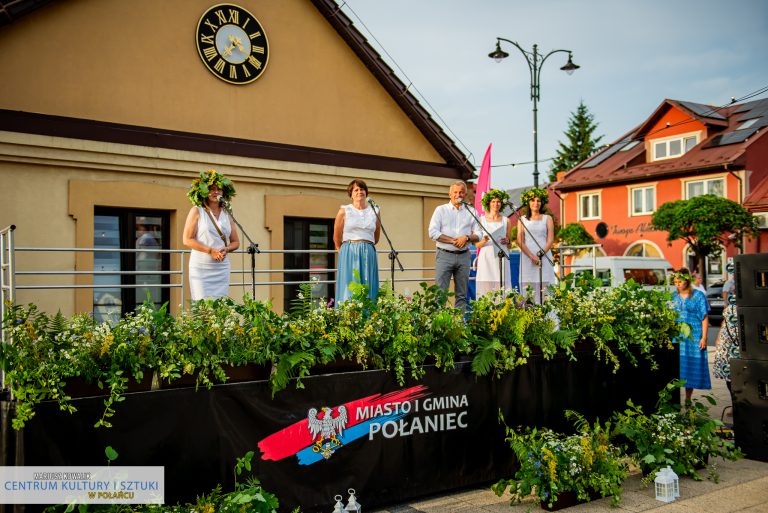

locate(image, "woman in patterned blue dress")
(672, 268), (710, 402)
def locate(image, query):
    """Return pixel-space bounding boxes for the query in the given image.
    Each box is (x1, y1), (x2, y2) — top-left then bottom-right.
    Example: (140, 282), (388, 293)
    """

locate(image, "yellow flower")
(100, 333), (114, 356)
(580, 436), (593, 467)
(542, 447), (557, 482)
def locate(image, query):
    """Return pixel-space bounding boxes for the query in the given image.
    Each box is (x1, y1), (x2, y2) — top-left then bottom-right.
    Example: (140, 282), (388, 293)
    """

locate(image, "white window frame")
(624, 240), (664, 258)
(683, 176), (726, 199)
(577, 190), (601, 221)
(651, 132), (700, 161)
(628, 184), (656, 216)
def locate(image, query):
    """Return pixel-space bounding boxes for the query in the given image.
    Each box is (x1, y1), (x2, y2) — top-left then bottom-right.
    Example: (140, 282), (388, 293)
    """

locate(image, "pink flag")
(474, 143), (492, 216)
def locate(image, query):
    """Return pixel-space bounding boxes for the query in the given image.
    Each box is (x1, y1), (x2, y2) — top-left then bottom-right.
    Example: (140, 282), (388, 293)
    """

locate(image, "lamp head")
(560, 53), (580, 75)
(488, 40), (509, 63)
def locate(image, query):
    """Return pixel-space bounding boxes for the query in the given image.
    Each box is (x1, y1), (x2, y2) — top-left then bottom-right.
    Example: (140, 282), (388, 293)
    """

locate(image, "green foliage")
(468, 290), (576, 376)
(651, 194), (759, 278)
(548, 100), (604, 182)
(556, 223), (595, 247)
(2, 279), (682, 429)
(493, 411), (627, 508)
(613, 379), (742, 481)
(549, 275), (680, 372)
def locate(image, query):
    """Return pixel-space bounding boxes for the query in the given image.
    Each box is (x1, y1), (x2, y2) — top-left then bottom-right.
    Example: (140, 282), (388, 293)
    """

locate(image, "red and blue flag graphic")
(257, 385), (428, 465)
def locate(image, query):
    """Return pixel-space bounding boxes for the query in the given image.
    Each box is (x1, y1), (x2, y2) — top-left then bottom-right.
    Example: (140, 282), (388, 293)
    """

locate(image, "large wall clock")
(195, 4), (270, 85)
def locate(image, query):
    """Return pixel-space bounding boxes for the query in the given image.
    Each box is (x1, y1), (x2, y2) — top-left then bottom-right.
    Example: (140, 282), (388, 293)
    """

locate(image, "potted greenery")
(613, 379), (742, 482)
(492, 411), (628, 510)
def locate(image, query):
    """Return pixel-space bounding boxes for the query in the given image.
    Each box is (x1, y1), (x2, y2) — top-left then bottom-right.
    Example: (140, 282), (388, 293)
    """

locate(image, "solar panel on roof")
(707, 129), (758, 147)
(677, 100), (726, 120)
(580, 137), (633, 168)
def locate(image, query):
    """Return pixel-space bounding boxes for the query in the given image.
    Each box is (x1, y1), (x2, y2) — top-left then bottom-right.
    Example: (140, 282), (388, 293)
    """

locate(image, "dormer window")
(651, 133), (699, 161)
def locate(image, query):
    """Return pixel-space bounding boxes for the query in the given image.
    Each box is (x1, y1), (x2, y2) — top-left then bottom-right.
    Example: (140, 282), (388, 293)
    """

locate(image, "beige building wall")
(0, 0), (444, 163)
(0, 0), (470, 316)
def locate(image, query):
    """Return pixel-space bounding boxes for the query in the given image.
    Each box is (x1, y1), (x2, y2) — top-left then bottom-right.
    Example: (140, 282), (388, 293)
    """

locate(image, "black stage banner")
(6, 348), (677, 512)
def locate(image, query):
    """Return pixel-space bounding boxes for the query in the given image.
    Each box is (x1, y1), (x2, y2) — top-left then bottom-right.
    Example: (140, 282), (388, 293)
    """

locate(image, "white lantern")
(344, 488), (362, 513)
(332, 494), (344, 513)
(665, 466), (680, 498)
(654, 468), (676, 503)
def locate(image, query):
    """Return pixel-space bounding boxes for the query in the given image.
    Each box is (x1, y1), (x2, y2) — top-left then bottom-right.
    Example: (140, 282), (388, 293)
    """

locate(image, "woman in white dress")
(475, 189), (513, 298)
(182, 169), (240, 301)
(517, 187), (555, 304)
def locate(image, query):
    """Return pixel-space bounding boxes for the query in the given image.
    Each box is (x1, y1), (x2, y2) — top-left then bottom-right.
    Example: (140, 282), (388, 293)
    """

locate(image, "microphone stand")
(507, 200), (553, 305)
(461, 201), (509, 292)
(369, 199), (403, 290)
(222, 201), (260, 299)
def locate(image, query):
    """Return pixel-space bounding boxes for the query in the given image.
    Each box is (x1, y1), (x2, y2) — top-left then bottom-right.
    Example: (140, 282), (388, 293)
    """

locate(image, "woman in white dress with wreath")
(474, 189), (513, 298)
(517, 187), (555, 304)
(182, 169), (240, 301)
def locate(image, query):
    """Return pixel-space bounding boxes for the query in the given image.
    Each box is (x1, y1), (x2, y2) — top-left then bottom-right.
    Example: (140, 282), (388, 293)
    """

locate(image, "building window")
(631, 186), (655, 215)
(652, 134), (698, 161)
(737, 118), (758, 130)
(625, 241), (662, 258)
(93, 208), (170, 324)
(686, 177), (724, 198)
(578, 192), (600, 220)
(283, 217), (335, 312)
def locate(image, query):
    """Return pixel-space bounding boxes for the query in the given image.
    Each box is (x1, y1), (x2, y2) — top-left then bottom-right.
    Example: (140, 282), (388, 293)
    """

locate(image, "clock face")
(195, 4), (270, 85)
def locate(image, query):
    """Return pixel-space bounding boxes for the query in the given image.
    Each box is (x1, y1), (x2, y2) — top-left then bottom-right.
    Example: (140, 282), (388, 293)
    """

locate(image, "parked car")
(706, 280), (725, 327)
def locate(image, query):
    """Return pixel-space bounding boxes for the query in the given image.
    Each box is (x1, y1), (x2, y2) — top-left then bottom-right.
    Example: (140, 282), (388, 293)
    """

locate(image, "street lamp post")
(488, 38), (580, 188)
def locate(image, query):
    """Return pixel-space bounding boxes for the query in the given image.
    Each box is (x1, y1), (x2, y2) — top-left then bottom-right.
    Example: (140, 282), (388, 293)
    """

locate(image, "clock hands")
(222, 34), (246, 57)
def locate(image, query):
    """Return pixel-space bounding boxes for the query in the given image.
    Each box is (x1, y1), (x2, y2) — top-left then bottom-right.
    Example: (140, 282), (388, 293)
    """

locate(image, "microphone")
(366, 197), (379, 208)
(460, 200), (472, 208)
(217, 195), (230, 208)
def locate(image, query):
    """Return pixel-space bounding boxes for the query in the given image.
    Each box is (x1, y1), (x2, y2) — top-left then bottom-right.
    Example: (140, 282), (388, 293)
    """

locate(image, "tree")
(549, 100), (603, 183)
(650, 195), (759, 282)
(557, 223), (596, 247)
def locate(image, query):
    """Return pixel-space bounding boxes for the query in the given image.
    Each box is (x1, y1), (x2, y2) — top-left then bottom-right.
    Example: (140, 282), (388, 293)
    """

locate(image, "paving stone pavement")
(372, 328), (768, 513)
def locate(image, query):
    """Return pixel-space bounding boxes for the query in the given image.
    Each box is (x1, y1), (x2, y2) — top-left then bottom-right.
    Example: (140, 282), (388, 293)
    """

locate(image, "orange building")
(554, 98), (768, 284)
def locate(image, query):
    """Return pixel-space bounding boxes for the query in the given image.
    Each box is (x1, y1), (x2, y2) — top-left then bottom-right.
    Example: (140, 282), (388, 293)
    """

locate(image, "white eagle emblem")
(307, 405), (348, 460)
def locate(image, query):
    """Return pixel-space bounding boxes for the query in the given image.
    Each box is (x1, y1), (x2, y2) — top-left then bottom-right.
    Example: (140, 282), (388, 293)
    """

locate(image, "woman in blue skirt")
(671, 268), (710, 402)
(333, 179), (381, 306)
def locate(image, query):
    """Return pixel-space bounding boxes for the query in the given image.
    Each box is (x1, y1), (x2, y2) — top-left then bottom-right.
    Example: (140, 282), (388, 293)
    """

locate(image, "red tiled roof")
(554, 98), (767, 191)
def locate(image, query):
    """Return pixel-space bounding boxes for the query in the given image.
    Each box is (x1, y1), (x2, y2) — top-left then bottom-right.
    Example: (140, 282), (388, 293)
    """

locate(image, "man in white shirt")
(428, 181), (482, 309)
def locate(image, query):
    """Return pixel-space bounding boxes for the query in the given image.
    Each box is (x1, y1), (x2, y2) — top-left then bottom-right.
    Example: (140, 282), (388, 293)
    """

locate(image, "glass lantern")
(655, 467), (677, 503)
(345, 488), (362, 512)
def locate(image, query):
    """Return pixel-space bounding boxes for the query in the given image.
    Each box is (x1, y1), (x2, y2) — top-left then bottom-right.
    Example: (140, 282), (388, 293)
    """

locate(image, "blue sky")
(341, 0), (768, 190)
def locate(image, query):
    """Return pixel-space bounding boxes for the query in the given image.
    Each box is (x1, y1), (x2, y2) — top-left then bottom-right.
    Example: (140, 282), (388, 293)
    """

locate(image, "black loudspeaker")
(734, 253), (768, 308)
(738, 306), (768, 361)
(731, 358), (768, 462)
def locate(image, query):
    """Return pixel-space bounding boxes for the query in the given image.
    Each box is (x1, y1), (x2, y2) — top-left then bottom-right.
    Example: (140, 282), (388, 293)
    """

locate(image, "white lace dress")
(475, 216), (512, 298)
(519, 215), (554, 303)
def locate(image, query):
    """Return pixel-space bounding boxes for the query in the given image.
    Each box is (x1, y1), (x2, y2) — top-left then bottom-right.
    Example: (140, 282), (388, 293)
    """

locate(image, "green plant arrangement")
(492, 411), (628, 510)
(612, 379), (742, 482)
(1, 278), (682, 430)
(469, 290), (577, 377)
(548, 275), (681, 372)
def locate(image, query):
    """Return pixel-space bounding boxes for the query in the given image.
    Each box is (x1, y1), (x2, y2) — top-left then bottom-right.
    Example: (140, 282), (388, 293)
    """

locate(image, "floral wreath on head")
(481, 188), (510, 212)
(520, 187), (549, 207)
(187, 169), (236, 206)
(668, 270), (692, 285)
